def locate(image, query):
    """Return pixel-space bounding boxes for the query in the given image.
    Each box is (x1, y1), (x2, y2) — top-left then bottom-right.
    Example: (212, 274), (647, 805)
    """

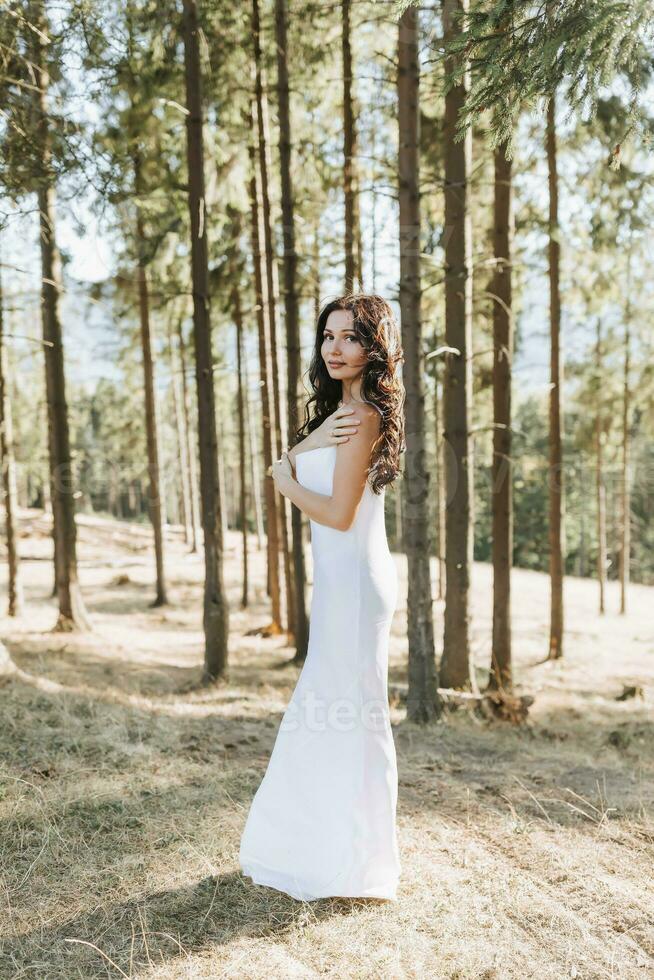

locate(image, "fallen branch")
(389, 684), (534, 724)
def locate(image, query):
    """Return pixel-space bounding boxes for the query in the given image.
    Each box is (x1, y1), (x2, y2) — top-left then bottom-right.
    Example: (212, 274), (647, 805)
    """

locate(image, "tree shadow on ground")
(0, 870), (378, 979)
(4, 637), (203, 697)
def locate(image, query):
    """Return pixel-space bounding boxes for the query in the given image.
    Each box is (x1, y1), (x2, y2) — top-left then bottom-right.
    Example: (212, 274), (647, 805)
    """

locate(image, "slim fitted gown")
(239, 431), (401, 901)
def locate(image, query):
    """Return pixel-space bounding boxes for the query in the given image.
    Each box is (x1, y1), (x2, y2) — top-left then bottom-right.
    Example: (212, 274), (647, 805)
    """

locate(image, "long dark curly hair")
(294, 293), (405, 494)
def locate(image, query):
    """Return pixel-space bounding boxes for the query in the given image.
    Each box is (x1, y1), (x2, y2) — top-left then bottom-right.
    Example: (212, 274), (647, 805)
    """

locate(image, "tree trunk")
(216, 408), (228, 544)
(371, 121), (379, 292)
(32, 0), (90, 631)
(0, 257), (23, 617)
(440, 0), (474, 690)
(36, 156), (56, 600)
(134, 166), (167, 606)
(312, 217), (321, 325)
(488, 139), (513, 692)
(176, 316), (200, 553)
(182, 0), (230, 680)
(166, 311), (192, 546)
(233, 284), (249, 608)
(397, 7), (440, 723)
(342, 0), (362, 291)
(595, 317), (606, 614)
(275, 0), (309, 661)
(252, 0), (294, 638)
(40, 403), (52, 517)
(546, 95), (564, 659)
(578, 482), (587, 577)
(433, 372), (446, 600)
(245, 93), (283, 634)
(619, 249), (632, 615)
(243, 350), (264, 550)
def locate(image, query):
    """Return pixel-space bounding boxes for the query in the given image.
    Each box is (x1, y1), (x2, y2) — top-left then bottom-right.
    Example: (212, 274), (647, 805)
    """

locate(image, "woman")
(239, 293), (405, 901)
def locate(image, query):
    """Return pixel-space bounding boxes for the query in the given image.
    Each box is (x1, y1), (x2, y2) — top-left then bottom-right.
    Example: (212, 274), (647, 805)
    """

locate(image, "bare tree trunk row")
(432, 373), (446, 600)
(397, 6), (440, 722)
(619, 242), (632, 615)
(275, 0), (309, 660)
(246, 90), (283, 636)
(182, 0), (230, 679)
(342, 0), (362, 291)
(177, 314), (200, 553)
(32, 0), (90, 631)
(134, 158), (167, 606)
(595, 318), (607, 614)
(166, 307), (193, 548)
(233, 284), (249, 608)
(546, 95), (564, 660)
(489, 139), (513, 691)
(440, 0), (474, 692)
(0, 254), (23, 617)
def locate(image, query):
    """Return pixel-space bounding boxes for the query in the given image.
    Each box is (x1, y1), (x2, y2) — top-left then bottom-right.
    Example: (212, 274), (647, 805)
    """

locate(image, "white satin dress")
(239, 432), (401, 901)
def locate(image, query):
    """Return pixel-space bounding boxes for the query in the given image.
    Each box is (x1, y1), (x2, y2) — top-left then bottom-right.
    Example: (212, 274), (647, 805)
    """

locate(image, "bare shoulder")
(337, 404), (381, 467)
(350, 402), (383, 428)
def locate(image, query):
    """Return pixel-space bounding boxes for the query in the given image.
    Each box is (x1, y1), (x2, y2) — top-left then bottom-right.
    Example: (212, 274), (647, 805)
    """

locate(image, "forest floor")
(0, 508), (652, 980)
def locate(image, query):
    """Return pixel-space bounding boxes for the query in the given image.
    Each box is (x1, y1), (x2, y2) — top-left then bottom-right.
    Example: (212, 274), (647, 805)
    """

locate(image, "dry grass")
(0, 508), (652, 979)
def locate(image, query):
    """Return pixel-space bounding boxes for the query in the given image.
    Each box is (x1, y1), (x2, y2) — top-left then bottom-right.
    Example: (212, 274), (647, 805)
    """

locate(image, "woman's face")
(321, 309), (367, 380)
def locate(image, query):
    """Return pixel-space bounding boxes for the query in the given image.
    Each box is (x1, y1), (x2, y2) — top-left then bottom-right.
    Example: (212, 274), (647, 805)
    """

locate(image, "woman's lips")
(329, 361), (345, 367)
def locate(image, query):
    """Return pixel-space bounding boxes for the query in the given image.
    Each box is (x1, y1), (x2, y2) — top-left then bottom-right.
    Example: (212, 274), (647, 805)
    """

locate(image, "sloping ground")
(0, 509), (652, 979)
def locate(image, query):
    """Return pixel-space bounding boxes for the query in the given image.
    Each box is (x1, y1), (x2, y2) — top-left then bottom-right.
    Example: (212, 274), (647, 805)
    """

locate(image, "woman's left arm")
(273, 408), (380, 531)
